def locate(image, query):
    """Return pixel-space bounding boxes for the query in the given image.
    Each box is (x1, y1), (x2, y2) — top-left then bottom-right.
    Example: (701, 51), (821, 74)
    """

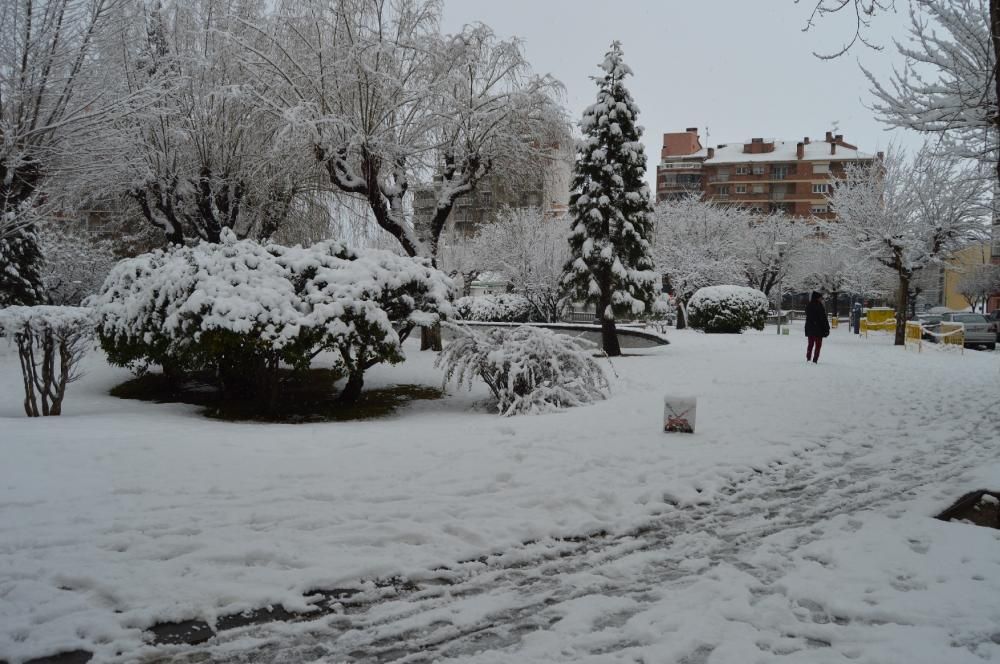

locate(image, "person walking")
(804, 291), (831, 364)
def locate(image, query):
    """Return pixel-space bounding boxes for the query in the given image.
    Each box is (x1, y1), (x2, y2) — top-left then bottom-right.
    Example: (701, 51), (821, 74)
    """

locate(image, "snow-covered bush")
(437, 324), (609, 416)
(0, 306), (93, 416)
(687, 285), (768, 334)
(92, 231), (453, 403)
(455, 294), (532, 323)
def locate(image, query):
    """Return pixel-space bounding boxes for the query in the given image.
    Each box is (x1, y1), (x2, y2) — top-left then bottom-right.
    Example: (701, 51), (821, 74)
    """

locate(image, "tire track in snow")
(145, 388), (1000, 664)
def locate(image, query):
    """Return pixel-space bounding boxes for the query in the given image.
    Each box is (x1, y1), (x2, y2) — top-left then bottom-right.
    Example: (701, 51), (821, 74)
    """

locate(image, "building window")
(812, 183), (829, 194)
(736, 166), (749, 175)
(813, 163), (830, 174)
(752, 184), (764, 194)
(752, 166), (764, 175)
(718, 185), (730, 195)
(811, 204), (828, 214)
(735, 184), (747, 194)
(773, 166), (789, 180)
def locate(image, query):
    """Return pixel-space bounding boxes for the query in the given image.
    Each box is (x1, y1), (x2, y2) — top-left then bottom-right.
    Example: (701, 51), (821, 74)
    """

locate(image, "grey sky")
(441, 1), (919, 185)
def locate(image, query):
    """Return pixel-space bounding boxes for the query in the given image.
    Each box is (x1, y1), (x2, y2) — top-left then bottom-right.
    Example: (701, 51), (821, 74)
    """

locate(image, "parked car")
(915, 313), (943, 340)
(988, 310), (1000, 341)
(939, 312), (996, 350)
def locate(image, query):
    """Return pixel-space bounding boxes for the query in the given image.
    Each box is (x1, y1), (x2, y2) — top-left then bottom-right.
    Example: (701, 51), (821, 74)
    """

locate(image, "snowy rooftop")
(661, 140), (874, 165)
(705, 140), (874, 164)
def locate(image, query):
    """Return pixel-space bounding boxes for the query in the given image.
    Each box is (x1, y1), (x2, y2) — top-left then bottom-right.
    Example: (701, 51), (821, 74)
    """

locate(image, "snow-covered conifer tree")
(0, 220), (46, 306)
(562, 42), (659, 356)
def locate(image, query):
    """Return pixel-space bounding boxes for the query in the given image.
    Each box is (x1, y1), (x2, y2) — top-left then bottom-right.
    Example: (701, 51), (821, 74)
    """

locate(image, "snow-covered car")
(939, 313), (996, 350)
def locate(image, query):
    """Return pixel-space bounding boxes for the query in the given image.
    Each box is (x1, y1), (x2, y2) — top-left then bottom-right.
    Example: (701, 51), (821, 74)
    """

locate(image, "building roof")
(704, 140), (874, 164)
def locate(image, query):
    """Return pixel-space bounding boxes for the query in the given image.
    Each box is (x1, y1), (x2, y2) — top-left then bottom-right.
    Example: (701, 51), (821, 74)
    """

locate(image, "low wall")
(444, 321), (670, 349)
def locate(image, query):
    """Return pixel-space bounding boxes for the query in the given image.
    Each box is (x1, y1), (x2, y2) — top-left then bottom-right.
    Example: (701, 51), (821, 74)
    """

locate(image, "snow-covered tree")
(827, 146), (990, 344)
(36, 220), (118, 306)
(562, 42), (659, 356)
(742, 212), (809, 299)
(956, 263), (1000, 312)
(244, 0), (565, 263)
(0, 306), (94, 416)
(651, 196), (748, 329)
(788, 236), (894, 313)
(0, 215), (46, 306)
(862, 1), (998, 184)
(0, 0), (134, 304)
(111, 0), (322, 244)
(468, 208), (571, 322)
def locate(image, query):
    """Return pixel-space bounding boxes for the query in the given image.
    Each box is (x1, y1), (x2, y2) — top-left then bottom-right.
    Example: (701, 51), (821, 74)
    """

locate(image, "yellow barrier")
(860, 316), (896, 338)
(831, 316), (839, 329)
(940, 322), (965, 354)
(867, 307), (895, 325)
(905, 321), (922, 352)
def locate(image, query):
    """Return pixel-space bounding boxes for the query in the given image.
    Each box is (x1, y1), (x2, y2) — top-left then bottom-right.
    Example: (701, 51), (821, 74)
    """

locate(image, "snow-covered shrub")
(454, 294), (532, 322)
(437, 324), (609, 416)
(687, 285), (768, 334)
(0, 306), (93, 416)
(92, 231), (453, 403)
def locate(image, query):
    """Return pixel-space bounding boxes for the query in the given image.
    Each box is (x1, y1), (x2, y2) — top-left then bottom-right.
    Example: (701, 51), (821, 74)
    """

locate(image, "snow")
(2, 326), (1000, 662)
(704, 139), (874, 164)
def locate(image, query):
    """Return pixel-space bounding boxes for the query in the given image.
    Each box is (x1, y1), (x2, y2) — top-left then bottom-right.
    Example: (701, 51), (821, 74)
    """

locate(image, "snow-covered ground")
(2, 324), (999, 663)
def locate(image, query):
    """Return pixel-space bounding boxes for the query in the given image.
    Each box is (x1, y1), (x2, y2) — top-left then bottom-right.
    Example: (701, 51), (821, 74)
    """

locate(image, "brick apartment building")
(656, 128), (879, 218)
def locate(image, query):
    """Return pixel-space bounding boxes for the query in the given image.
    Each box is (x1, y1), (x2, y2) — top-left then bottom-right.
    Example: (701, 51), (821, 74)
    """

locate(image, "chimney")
(804, 136), (810, 144)
(831, 142), (837, 155)
(707, 147), (715, 159)
(796, 142), (805, 160)
(877, 151), (885, 161)
(835, 134), (844, 143)
(825, 131), (833, 142)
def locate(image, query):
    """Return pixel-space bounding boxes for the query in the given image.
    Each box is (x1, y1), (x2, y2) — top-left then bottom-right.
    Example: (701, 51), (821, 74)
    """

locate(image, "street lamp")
(774, 241), (787, 335)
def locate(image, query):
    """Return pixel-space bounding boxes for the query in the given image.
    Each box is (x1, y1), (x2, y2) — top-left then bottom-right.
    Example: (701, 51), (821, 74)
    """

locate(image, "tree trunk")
(894, 272), (909, 346)
(599, 296), (622, 356)
(675, 299), (687, 330)
(992, 0), (1000, 197)
(339, 370), (365, 403)
(830, 291), (839, 318)
(420, 324), (443, 351)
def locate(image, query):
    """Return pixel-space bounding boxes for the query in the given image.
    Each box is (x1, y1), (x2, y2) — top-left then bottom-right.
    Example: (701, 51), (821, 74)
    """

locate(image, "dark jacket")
(804, 300), (830, 338)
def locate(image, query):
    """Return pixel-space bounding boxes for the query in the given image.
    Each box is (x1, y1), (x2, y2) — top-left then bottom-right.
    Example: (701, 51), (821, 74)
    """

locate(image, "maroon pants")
(806, 336), (823, 362)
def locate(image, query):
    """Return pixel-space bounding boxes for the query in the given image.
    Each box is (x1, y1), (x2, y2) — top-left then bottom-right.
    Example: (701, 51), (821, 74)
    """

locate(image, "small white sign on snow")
(664, 396), (696, 433)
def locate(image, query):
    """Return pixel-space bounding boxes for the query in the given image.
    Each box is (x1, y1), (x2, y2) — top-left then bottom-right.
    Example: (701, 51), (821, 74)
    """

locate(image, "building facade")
(656, 129), (878, 218)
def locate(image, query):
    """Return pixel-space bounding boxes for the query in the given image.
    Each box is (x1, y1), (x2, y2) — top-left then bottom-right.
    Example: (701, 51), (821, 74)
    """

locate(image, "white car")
(940, 313), (996, 350)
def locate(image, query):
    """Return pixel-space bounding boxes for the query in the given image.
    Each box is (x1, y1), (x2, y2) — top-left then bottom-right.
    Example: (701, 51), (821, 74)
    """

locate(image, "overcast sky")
(441, 1), (919, 184)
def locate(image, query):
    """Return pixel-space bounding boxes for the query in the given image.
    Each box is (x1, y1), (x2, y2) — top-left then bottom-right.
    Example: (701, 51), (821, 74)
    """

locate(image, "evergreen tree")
(562, 42), (659, 356)
(0, 225), (47, 307)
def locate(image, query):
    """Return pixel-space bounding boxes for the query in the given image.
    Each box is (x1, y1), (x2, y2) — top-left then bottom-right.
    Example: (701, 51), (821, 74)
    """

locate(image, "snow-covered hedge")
(92, 231), (453, 403)
(437, 324), (609, 416)
(0, 306), (94, 416)
(687, 285), (768, 334)
(454, 293), (533, 322)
